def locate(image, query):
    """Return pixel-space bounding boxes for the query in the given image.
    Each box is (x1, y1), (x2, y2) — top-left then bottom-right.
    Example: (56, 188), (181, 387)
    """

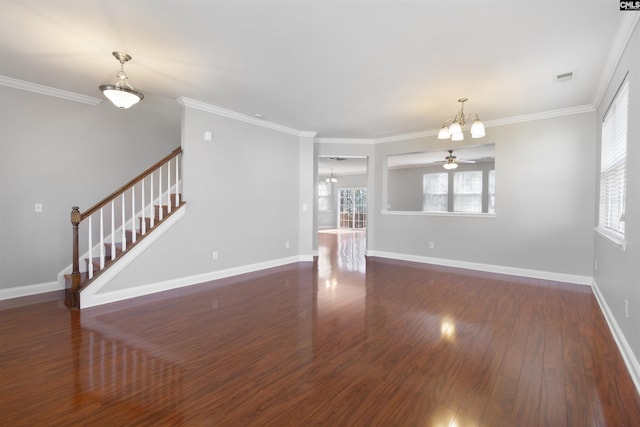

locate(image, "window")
(454, 171), (483, 213)
(488, 169), (496, 214)
(599, 78), (628, 240)
(318, 182), (331, 211)
(423, 173), (448, 211)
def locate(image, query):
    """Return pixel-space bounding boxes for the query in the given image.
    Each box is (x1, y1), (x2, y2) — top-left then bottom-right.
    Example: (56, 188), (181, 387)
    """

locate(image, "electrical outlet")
(429, 241), (434, 249)
(212, 251), (219, 260)
(594, 259), (598, 271)
(285, 241), (290, 249)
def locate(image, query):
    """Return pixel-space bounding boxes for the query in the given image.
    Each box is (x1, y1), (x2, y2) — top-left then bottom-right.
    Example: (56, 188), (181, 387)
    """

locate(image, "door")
(339, 188), (367, 229)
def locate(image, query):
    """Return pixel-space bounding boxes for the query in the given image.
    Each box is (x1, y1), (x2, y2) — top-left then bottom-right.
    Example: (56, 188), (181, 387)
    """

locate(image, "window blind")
(599, 78), (628, 236)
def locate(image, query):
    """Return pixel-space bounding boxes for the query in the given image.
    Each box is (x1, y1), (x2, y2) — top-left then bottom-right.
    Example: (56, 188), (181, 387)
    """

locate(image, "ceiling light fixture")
(326, 169), (338, 183)
(443, 157), (459, 170)
(437, 98), (485, 141)
(99, 51), (144, 109)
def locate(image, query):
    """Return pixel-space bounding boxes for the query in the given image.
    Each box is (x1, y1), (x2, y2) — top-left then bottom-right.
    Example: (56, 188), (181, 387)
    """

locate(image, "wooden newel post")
(67, 206), (82, 309)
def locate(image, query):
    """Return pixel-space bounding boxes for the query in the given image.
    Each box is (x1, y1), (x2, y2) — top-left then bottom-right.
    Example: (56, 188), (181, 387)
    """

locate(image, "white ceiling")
(0, 1), (632, 139)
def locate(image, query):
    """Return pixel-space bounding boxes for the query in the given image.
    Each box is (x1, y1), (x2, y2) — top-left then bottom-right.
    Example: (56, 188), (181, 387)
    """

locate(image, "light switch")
(34, 203), (43, 213)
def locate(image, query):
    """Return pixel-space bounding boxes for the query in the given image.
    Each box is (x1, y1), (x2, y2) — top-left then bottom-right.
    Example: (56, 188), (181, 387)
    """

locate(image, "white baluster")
(167, 162), (172, 212)
(131, 187), (136, 243)
(150, 171), (155, 228)
(88, 215), (93, 278)
(158, 167), (163, 220)
(141, 178), (146, 235)
(99, 208), (105, 269)
(121, 194), (126, 252)
(110, 201), (115, 260)
(175, 155), (180, 205)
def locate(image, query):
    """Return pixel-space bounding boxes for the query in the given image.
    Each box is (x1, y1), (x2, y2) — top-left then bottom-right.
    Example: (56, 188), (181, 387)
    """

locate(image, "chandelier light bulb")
(438, 98), (484, 141)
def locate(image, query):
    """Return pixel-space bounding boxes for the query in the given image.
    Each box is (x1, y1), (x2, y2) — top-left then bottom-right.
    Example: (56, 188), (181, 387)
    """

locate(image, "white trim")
(373, 105), (594, 144)
(593, 13), (640, 109)
(481, 104), (595, 128)
(81, 254), (309, 309)
(595, 226), (627, 252)
(381, 210), (496, 219)
(375, 129), (439, 144)
(315, 137), (376, 145)
(591, 278), (640, 396)
(365, 250), (592, 286)
(0, 281), (63, 301)
(0, 75), (102, 106)
(176, 97), (317, 138)
(79, 205), (187, 308)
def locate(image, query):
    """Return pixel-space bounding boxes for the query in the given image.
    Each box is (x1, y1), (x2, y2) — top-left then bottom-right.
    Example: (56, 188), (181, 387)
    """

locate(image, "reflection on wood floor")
(1, 229), (639, 426)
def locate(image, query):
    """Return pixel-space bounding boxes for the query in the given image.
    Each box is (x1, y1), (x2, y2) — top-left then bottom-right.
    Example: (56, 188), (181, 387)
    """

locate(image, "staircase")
(65, 147), (185, 309)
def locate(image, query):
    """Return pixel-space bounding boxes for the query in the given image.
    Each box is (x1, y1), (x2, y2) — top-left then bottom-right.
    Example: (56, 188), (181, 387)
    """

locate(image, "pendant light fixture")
(99, 51), (144, 109)
(326, 169), (338, 183)
(437, 98), (485, 141)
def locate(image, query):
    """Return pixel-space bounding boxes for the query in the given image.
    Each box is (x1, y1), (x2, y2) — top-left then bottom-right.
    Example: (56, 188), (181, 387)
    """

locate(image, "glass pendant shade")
(443, 161), (458, 170)
(471, 119), (486, 138)
(451, 129), (464, 141)
(99, 85), (143, 109)
(437, 126), (450, 140)
(99, 51), (144, 109)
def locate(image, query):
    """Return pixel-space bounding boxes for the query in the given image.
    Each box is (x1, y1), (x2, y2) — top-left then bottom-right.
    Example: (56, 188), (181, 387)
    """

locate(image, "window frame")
(596, 76), (628, 251)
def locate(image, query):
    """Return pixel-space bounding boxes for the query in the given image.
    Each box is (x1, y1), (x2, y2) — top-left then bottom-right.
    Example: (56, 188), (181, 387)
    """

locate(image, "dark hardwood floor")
(1, 229), (639, 426)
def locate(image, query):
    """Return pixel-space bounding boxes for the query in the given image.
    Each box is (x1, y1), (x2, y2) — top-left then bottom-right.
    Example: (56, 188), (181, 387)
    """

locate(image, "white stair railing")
(67, 147), (183, 308)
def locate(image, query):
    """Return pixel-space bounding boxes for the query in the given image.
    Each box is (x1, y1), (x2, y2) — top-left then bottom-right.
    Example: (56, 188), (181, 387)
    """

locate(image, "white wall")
(372, 111), (596, 278)
(593, 20), (640, 385)
(0, 87), (180, 291)
(97, 105), (305, 293)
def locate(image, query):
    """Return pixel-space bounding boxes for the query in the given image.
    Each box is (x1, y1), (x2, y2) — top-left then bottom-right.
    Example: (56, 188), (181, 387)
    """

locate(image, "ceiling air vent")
(555, 71), (574, 83)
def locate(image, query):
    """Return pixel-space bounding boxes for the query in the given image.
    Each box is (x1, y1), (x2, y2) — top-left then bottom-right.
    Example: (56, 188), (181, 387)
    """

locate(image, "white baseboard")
(591, 279), (640, 396)
(0, 281), (63, 301)
(365, 250), (592, 286)
(80, 255), (309, 309)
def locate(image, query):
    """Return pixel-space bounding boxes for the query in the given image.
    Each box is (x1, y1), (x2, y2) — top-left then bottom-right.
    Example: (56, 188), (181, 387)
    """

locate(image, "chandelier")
(437, 98), (485, 141)
(99, 51), (144, 109)
(326, 169), (338, 183)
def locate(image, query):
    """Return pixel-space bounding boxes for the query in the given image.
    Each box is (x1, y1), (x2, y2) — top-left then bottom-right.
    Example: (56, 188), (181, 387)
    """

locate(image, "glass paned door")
(339, 188), (367, 229)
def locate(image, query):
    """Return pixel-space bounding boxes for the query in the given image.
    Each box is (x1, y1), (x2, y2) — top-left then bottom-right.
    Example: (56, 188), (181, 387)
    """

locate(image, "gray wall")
(99, 105), (303, 292)
(593, 22), (640, 369)
(372, 111), (596, 276)
(0, 87), (180, 289)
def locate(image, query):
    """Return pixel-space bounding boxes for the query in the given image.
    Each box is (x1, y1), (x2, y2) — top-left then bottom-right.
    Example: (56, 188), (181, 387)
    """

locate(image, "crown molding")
(0, 75), (102, 106)
(374, 129), (439, 144)
(592, 13), (640, 110)
(315, 137), (375, 145)
(481, 104), (595, 128)
(176, 97), (317, 138)
(373, 104), (595, 144)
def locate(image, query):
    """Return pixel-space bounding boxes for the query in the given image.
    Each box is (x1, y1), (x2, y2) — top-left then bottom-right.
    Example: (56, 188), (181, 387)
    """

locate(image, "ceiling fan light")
(99, 85), (143, 109)
(437, 126), (450, 140)
(443, 162), (458, 170)
(471, 119), (485, 138)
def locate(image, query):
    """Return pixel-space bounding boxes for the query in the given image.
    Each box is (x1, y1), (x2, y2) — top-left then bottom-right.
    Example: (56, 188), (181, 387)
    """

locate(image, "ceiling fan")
(438, 149), (476, 170)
